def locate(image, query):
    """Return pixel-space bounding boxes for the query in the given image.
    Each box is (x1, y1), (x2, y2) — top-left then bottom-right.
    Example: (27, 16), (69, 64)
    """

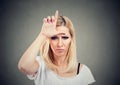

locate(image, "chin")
(56, 53), (65, 57)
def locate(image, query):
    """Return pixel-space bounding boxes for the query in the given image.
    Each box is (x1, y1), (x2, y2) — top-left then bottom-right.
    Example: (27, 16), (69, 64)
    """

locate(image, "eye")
(51, 36), (58, 40)
(62, 36), (69, 39)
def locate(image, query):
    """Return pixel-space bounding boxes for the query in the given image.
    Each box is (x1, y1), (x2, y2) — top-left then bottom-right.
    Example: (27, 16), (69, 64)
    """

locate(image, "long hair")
(40, 16), (77, 72)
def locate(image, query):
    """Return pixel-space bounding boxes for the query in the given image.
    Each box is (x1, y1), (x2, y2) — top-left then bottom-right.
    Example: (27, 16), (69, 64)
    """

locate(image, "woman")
(18, 10), (95, 85)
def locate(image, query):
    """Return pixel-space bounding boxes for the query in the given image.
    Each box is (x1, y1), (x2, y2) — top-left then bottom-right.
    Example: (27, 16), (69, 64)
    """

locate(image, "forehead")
(56, 26), (70, 35)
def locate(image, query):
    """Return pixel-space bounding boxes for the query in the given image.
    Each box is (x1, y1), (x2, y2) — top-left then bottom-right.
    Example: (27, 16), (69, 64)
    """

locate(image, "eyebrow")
(57, 33), (66, 35)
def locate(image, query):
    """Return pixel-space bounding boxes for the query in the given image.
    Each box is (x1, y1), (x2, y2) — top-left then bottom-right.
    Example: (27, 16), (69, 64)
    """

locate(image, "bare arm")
(18, 10), (59, 75)
(18, 32), (46, 75)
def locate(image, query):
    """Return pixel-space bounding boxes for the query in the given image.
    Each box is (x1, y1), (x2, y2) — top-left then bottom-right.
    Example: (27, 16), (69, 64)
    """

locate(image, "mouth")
(56, 49), (64, 52)
(56, 48), (64, 50)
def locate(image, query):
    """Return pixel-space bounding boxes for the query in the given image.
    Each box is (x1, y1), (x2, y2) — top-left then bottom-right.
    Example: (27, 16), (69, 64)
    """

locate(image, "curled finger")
(47, 16), (51, 23)
(51, 16), (55, 23)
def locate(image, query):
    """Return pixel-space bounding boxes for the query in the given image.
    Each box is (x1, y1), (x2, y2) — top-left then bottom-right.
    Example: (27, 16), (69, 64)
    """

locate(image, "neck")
(53, 55), (67, 66)
(53, 55), (69, 74)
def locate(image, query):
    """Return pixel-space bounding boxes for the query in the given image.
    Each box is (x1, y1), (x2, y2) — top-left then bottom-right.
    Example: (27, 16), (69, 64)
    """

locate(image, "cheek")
(65, 40), (71, 49)
(50, 41), (56, 51)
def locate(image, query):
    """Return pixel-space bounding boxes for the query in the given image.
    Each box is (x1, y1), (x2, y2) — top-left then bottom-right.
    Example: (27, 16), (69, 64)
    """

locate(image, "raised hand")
(41, 10), (59, 37)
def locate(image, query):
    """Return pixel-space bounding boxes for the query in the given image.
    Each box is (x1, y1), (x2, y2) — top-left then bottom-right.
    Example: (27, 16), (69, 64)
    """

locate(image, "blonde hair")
(40, 16), (77, 72)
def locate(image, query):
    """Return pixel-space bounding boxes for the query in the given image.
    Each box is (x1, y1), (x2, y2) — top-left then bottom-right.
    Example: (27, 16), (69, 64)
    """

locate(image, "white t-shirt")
(27, 56), (95, 85)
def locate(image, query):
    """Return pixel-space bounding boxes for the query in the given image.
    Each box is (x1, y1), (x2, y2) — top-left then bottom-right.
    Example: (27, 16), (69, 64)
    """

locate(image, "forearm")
(18, 32), (46, 74)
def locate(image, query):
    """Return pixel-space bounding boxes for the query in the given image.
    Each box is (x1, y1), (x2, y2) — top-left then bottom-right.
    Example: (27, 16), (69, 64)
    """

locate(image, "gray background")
(0, 0), (119, 85)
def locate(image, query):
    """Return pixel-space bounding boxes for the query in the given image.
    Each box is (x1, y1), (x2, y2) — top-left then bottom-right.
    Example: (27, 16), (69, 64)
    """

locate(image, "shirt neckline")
(48, 64), (85, 80)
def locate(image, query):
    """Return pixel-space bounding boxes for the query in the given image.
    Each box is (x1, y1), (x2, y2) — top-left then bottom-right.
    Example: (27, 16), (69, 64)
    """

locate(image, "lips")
(56, 48), (64, 50)
(56, 49), (64, 52)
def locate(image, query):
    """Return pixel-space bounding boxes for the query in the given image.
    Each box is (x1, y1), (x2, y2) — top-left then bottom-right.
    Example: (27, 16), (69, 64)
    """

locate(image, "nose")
(57, 38), (63, 47)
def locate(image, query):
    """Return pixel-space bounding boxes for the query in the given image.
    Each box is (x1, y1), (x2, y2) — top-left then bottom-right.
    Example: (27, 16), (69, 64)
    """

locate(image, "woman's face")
(50, 26), (71, 57)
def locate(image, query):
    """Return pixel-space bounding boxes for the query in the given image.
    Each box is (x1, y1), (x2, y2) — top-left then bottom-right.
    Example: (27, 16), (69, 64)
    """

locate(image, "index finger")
(55, 10), (59, 20)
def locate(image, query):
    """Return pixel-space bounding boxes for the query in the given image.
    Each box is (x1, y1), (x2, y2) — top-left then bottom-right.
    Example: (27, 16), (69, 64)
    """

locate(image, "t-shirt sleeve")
(84, 65), (96, 84)
(27, 56), (43, 80)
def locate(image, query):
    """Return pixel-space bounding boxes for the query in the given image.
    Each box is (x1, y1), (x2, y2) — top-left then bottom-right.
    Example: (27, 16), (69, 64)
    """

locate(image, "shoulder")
(80, 64), (92, 73)
(80, 64), (95, 79)
(80, 64), (96, 84)
(79, 63), (96, 84)
(82, 64), (90, 69)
